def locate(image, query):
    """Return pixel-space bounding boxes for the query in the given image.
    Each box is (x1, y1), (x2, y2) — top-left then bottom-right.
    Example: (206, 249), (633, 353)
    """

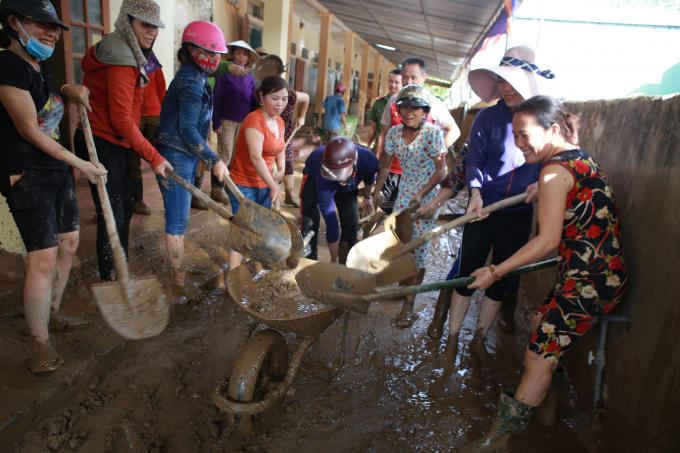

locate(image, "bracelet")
(364, 194), (372, 199)
(489, 265), (502, 281)
(60, 83), (71, 94)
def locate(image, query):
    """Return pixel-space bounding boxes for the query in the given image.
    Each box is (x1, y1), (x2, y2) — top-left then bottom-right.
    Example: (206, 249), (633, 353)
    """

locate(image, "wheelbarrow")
(211, 258), (346, 438)
(314, 113), (361, 146)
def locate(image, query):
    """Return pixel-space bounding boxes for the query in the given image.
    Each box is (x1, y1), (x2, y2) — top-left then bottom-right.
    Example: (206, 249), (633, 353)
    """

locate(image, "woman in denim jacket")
(154, 21), (228, 299)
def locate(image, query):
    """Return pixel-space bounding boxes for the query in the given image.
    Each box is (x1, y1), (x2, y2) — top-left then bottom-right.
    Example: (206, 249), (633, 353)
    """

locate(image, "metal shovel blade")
(225, 199), (292, 265)
(360, 210), (385, 239)
(383, 208), (414, 244)
(91, 276), (168, 340)
(346, 229), (419, 286)
(270, 203), (305, 269)
(295, 262), (378, 313)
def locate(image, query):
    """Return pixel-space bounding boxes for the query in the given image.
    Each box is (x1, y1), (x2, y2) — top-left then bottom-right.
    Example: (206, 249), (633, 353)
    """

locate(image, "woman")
(458, 95), (627, 451)
(0, 0), (107, 373)
(74, 0), (172, 282)
(154, 21), (229, 298)
(373, 85), (446, 328)
(438, 45), (553, 367)
(280, 88), (309, 207)
(227, 75), (287, 270)
(210, 40), (259, 204)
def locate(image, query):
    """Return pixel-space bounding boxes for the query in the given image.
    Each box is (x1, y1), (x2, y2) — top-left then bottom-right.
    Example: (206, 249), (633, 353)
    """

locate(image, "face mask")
(17, 21), (54, 61)
(191, 48), (220, 74)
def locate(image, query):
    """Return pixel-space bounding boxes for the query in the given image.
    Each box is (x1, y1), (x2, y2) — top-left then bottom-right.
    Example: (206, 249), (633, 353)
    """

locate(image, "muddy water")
(7, 193), (608, 453)
(243, 269), (328, 318)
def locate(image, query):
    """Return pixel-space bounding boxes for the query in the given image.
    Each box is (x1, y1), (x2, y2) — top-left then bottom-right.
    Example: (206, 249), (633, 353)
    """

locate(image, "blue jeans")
(228, 184), (271, 215)
(156, 144), (198, 235)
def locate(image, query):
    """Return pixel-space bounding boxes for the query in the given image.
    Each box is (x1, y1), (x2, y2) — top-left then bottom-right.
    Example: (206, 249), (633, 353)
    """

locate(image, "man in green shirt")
(366, 68), (402, 153)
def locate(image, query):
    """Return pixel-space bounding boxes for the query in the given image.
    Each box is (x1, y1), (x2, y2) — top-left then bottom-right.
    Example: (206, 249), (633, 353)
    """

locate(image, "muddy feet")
(284, 189), (300, 207)
(391, 299), (418, 328)
(211, 187), (230, 204)
(191, 196), (209, 210)
(133, 201), (151, 215)
(427, 288), (453, 339)
(173, 284), (204, 302)
(498, 291), (518, 333)
(437, 334), (459, 366)
(469, 330), (490, 368)
(27, 337), (65, 375)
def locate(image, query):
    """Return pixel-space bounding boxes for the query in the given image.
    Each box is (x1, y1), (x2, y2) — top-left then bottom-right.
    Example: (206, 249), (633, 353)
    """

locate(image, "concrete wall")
(521, 95), (680, 451)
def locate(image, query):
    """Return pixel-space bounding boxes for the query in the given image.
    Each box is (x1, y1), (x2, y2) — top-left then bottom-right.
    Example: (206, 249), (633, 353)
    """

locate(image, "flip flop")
(27, 338), (65, 375)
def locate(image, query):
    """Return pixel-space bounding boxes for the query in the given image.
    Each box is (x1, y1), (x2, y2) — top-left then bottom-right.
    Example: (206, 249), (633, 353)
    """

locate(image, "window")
(249, 25), (263, 49)
(301, 47), (309, 60)
(64, 0), (107, 85)
(290, 42), (297, 56)
(313, 52), (319, 65)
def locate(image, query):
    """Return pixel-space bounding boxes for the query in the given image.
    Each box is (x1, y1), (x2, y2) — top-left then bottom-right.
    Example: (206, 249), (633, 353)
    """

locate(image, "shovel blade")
(226, 199), (292, 265)
(92, 276), (168, 340)
(384, 209), (414, 244)
(295, 262), (377, 313)
(361, 211), (385, 239)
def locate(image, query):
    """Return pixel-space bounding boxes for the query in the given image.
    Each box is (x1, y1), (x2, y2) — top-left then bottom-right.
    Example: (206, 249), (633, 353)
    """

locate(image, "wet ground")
(5, 191), (609, 453)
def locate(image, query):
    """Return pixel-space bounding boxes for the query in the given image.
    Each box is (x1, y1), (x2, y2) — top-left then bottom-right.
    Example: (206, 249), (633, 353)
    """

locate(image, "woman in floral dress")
(458, 95), (627, 452)
(373, 85), (446, 328)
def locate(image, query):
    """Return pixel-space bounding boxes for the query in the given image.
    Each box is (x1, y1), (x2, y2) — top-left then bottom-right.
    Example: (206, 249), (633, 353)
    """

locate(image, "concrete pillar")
(315, 12), (333, 112)
(371, 52), (380, 106)
(263, 0), (290, 62)
(357, 45), (370, 126)
(342, 31), (355, 107)
(287, 0), (294, 64)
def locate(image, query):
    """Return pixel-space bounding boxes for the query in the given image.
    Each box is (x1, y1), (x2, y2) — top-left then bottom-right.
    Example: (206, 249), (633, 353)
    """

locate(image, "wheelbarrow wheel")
(227, 329), (289, 438)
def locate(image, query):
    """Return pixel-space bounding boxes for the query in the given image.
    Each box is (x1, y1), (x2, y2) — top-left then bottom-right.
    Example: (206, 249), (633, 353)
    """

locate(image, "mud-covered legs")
(393, 269), (426, 328)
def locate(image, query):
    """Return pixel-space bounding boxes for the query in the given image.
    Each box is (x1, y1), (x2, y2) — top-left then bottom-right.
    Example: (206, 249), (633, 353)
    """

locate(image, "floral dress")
(385, 123), (445, 269)
(529, 148), (628, 362)
(280, 90), (298, 176)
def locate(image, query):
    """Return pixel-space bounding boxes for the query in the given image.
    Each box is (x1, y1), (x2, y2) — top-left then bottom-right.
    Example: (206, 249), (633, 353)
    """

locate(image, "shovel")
(302, 258), (558, 314)
(346, 193), (530, 284)
(361, 200), (418, 241)
(79, 105), (168, 340)
(165, 170), (292, 266)
(270, 198), (306, 269)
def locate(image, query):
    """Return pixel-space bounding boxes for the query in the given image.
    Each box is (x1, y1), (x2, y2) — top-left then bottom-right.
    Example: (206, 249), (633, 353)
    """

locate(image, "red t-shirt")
(386, 103), (435, 175)
(230, 110), (286, 188)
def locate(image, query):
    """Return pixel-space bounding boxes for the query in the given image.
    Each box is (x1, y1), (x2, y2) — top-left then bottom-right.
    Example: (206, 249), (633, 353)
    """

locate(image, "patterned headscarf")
(112, 0), (165, 87)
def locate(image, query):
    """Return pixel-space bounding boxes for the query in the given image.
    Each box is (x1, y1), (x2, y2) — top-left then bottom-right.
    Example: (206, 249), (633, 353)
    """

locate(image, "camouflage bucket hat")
(122, 0), (165, 28)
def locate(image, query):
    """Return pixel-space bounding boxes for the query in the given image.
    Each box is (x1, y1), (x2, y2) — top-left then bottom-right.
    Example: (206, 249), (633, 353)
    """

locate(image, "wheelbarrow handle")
(386, 193), (530, 260)
(166, 170), (234, 221)
(363, 258), (557, 302)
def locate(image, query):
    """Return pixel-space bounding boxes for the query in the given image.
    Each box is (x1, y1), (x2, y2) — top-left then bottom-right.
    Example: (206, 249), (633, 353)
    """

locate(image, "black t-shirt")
(0, 51), (68, 172)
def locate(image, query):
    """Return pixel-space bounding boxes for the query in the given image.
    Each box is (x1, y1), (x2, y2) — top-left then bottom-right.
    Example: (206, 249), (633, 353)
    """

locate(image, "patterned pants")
(212, 119), (242, 188)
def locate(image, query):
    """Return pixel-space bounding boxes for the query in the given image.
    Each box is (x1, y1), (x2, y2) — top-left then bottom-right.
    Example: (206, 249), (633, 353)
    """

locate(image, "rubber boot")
(131, 179), (151, 215)
(191, 172), (208, 210)
(284, 188), (300, 208)
(457, 390), (536, 453)
(498, 291), (518, 333)
(535, 368), (564, 426)
(427, 287), (453, 339)
(210, 173), (231, 204)
(470, 329), (490, 368)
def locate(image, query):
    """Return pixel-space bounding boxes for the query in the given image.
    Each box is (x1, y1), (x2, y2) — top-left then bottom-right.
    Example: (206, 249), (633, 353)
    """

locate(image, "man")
(300, 137), (378, 264)
(375, 58), (460, 215)
(367, 69), (402, 154)
(317, 84), (347, 144)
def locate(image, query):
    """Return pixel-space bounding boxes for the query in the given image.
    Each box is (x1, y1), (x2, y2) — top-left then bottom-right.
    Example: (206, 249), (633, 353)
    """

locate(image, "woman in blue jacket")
(154, 21), (228, 299)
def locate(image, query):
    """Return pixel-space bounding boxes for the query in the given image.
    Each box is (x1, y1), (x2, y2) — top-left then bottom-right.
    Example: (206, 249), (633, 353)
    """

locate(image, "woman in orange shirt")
(227, 75), (288, 269)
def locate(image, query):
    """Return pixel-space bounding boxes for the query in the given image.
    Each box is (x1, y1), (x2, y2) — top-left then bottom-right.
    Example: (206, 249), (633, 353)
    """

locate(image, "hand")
(466, 191), (487, 222)
(269, 186), (283, 204)
(63, 85), (91, 112)
(414, 200), (439, 220)
(373, 191), (383, 208)
(213, 161), (229, 181)
(214, 125), (222, 134)
(362, 197), (374, 214)
(273, 171), (284, 185)
(78, 160), (107, 184)
(295, 117), (306, 129)
(153, 161), (173, 179)
(316, 119), (322, 129)
(409, 195), (423, 210)
(525, 182), (539, 202)
(468, 267), (496, 290)
(344, 123), (350, 132)
(228, 64), (248, 77)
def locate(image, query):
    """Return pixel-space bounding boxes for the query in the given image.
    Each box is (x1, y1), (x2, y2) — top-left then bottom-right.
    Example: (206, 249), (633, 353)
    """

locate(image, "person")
(280, 87), (309, 207)
(375, 57), (460, 216)
(209, 40), (259, 204)
(226, 75), (288, 270)
(74, 0), (172, 282)
(153, 21), (229, 298)
(300, 137), (378, 263)
(130, 50), (165, 216)
(372, 85), (446, 328)
(458, 95), (628, 452)
(317, 84), (347, 145)
(366, 69), (402, 155)
(0, 0), (107, 373)
(438, 45), (552, 367)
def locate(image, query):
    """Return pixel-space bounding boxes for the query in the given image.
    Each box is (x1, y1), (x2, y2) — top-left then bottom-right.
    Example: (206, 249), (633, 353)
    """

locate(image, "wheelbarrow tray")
(227, 258), (345, 337)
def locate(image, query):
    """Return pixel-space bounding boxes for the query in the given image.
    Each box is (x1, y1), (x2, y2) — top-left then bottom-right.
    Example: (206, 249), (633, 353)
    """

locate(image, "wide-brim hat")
(0, 0), (68, 30)
(468, 45), (554, 103)
(227, 40), (259, 63)
(124, 0), (165, 28)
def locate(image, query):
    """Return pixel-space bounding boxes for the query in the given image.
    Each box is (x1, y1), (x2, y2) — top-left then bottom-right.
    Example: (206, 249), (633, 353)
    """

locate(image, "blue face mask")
(17, 21), (55, 61)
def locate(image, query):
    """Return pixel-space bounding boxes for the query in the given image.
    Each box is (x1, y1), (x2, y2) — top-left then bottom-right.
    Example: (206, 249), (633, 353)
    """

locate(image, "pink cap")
(336, 83), (346, 93)
(182, 21), (228, 53)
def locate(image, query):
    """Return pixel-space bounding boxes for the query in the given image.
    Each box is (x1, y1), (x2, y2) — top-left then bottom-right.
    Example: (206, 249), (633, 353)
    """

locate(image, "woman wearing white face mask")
(0, 0), (108, 374)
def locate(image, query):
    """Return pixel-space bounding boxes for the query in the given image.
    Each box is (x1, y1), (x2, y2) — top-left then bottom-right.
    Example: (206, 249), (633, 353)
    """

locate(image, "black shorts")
(0, 167), (80, 252)
(381, 172), (401, 214)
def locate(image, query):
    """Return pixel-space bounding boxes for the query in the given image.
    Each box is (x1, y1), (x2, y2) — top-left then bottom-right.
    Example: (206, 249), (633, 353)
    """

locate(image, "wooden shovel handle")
(283, 125), (300, 150)
(386, 193), (530, 260)
(222, 171), (245, 202)
(78, 104), (130, 282)
(166, 170), (233, 221)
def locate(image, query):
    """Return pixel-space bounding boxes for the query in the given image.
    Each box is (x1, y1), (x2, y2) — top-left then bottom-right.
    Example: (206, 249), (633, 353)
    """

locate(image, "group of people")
(0, 0), (629, 449)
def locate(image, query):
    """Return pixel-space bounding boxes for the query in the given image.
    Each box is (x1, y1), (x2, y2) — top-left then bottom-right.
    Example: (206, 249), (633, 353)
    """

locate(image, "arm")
(317, 107), (325, 128)
(375, 125), (389, 160)
(413, 153), (446, 205)
(372, 130), (396, 205)
(209, 61), (247, 78)
(0, 85), (107, 183)
(442, 122), (461, 149)
(416, 146), (468, 219)
(340, 112), (347, 131)
(155, 69), (167, 104)
(244, 128), (282, 202)
(468, 164), (573, 290)
(367, 121), (378, 149)
(273, 148), (285, 184)
(295, 92), (309, 129)
(465, 115), (489, 219)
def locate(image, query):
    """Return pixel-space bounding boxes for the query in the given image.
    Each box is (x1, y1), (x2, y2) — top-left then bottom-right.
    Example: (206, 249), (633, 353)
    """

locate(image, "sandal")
(27, 338), (65, 375)
(391, 313), (419, 329)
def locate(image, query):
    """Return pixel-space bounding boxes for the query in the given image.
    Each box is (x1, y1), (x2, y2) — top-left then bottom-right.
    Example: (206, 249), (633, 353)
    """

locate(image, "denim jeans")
(227, 184), (271, 215)
(156, 144), (198, 235)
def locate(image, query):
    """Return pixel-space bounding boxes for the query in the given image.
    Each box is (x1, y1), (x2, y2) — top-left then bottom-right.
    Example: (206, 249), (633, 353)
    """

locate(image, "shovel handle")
(166, 170), (234, 221)
(78, 104), (130, 283)
(386, 193), (530, 260)
(363, 258), (557, 301)
(222, 172), (245, 202)
(283, 125), (300, 150)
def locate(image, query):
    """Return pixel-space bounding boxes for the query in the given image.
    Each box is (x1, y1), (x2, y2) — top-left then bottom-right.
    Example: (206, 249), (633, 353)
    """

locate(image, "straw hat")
(468, 45), (554, 103)
(226, 40), (259, 63)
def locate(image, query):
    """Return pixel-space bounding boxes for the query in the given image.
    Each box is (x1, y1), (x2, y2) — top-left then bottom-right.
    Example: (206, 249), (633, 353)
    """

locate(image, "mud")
(242, 269), (328, 319)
